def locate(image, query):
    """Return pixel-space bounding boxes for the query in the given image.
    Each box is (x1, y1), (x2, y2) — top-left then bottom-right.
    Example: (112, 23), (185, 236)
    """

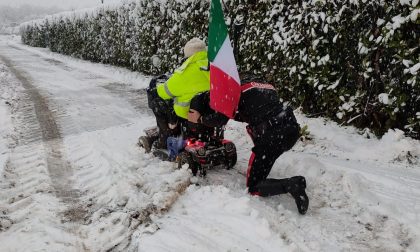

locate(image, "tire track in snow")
(3, 42), (243, 251)
(3, 46), (194, 250)
(101, 82), (152, 116)
(0, 55), (84, 215)
(57, 82), (192, 251)
(0, 55), (86, 249)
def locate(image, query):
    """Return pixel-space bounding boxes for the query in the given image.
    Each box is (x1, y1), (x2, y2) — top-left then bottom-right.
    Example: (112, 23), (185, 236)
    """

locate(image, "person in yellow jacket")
(139, 38), (210, 153)
(157, 38), (210, 119)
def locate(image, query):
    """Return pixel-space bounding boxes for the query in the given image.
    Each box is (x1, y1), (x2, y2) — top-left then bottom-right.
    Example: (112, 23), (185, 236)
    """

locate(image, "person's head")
(184, 38), (206, 58)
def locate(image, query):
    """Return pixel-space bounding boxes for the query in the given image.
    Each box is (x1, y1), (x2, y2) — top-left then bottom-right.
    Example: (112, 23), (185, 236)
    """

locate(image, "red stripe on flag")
(209, 64), (241, 118)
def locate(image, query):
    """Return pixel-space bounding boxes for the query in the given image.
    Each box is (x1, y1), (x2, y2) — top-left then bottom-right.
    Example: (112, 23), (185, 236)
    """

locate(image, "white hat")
(183, 38), (206, 58)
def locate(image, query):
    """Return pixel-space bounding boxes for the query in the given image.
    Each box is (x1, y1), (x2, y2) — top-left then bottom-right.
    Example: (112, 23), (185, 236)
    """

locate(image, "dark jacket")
(190, 82), (290, 129)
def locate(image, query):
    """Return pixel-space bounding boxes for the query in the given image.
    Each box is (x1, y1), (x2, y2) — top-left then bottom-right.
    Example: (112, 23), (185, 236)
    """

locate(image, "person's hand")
(188, 109), (201, 123)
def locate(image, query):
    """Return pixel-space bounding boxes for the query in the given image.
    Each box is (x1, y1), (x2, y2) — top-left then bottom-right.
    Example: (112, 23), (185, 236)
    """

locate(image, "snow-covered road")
(0, 37), (191, 251)
(0, 36), (419, 251)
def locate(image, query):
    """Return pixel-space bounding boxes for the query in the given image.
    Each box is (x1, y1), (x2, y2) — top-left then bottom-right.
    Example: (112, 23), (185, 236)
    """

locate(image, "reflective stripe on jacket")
(157, 51), (210, 119)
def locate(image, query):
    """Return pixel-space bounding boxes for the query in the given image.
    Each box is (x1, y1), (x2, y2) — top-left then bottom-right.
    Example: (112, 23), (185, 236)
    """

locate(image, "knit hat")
(183, 38), (206, 58)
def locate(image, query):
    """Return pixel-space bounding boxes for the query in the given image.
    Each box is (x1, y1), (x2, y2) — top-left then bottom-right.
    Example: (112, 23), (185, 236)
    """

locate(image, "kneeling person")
(188, 83), (309, 215)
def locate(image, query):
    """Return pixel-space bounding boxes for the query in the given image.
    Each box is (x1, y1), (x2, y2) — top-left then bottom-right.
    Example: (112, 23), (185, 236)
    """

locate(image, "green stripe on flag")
(208, 0), (228, 62)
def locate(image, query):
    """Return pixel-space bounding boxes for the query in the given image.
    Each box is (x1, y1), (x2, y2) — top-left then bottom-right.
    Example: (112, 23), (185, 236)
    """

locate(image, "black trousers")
(246, 118), (300, 195)
(149, 95), (180, 147)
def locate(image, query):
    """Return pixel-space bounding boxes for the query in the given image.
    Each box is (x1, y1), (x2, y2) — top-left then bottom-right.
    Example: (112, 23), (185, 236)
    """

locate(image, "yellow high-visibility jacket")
(157, 51), (210, 119)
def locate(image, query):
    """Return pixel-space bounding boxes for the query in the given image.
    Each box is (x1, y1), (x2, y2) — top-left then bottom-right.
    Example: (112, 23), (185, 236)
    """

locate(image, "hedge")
(20, 0), (420, 139)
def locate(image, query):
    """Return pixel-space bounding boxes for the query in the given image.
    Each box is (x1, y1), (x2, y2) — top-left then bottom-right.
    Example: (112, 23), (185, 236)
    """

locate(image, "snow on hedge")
(20, 0), (420, 139)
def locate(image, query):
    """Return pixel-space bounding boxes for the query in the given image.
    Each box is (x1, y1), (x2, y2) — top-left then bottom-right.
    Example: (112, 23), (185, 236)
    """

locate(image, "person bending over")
(141, 37), (210, 152)
(188, 82), (309, 215)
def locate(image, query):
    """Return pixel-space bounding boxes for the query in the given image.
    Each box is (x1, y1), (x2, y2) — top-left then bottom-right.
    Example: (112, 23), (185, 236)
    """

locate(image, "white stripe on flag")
(212, 36), (240, 84)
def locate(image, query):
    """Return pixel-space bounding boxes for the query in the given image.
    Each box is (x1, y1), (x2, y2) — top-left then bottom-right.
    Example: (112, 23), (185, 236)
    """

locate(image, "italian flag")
(208, 0), (241, 118)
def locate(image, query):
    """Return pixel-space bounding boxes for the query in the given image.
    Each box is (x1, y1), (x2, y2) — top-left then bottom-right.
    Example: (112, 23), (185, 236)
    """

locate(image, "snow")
(409, 62), (420, 75)
(0, 62), (21, 177)
(391, 14), (407, 30)
(136, 186), (289, 252)
(358, 42), (369, 55)
(327, 77), (341, 90)
(5, 36), (151, 90)
(377, 18), (385, 26)
(0, 93), (10, 176)
(403, 59), (413, 67)
(378, 93), (390, 105)
(1, 35), (420, 251)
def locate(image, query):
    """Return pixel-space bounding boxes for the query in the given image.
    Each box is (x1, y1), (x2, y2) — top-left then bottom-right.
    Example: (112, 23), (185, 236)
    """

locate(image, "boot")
(153, 133), (168, 150)
(287, 176), (309, 215)
(138, 135), (157, 153)
(253, 176), (309, 215)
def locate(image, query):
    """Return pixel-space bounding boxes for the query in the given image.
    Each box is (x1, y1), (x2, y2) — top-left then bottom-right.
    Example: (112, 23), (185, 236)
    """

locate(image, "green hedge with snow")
(20, 0), (420, 139)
